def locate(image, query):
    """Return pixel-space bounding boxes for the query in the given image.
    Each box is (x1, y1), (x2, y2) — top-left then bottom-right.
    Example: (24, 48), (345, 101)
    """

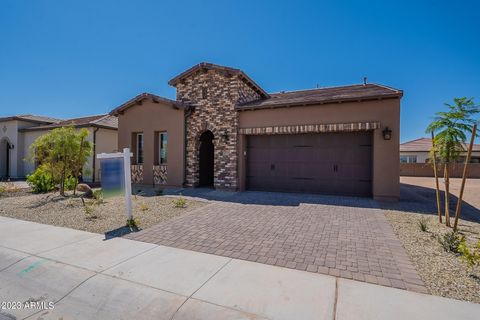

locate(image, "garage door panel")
(291, 147), (315, 163)
(246, 132), (372, 197)
(248, 149), (270, 162)
(247, 176), (275, 191)
(273, 162), (289, 176)
(247, 162), (270, 177)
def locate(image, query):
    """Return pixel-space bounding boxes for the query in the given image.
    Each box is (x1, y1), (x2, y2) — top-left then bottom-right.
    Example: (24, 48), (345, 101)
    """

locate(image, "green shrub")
(173, 197), (187, 208)
(138, 202), (149, 212)
(438, 232), (463, 253)
(64, 175), (77, 191)
(84, 203), (95, 215)
(83, 201), (97, 219)
(0, 184), (6, 195)
(458, 239), (480, 269)
(27, 166), (56, 193)
(92, 189), (104, 204)
(418, 217), (428, 232)
(126, 217), (140, 229)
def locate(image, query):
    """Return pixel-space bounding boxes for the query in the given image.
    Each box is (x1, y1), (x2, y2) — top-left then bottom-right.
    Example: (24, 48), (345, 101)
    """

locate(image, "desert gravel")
(0, 190), (207, 235)
(385, 210), (480, 303)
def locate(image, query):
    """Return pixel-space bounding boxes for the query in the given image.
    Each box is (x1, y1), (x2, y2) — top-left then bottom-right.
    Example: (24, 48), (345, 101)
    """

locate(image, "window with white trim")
(400, 155), (417, 163)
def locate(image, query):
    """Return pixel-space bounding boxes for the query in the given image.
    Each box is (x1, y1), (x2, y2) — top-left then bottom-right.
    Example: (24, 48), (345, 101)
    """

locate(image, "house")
(400, 138), (480, 164)
(0, 114), (118, 182)
(111, 62), (402, 201)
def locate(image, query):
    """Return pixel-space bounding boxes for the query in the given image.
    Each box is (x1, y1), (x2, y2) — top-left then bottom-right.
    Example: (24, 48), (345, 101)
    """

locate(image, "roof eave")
(109, 93), (186, 116)
(19, 123), (118, 132)
(236, 93), (403, 111)
(168, 62), (269, 99)
(0, 116), (58, 124)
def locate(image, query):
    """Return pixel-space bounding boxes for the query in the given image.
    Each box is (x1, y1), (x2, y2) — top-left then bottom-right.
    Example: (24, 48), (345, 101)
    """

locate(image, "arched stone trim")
(192, 123), (219, 149)
(186, 125), (219, 187)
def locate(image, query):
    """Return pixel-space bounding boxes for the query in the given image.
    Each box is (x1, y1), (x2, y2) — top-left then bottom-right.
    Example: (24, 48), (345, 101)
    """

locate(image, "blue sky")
(0, 0), (479, 143)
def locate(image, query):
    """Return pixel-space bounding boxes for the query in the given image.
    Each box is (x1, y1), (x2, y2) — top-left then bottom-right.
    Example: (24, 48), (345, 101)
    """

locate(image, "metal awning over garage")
(239, 121), (380, 135)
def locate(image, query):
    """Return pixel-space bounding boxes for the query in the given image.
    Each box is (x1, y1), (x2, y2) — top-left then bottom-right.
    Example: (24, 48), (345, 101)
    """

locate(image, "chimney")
(363, 77), (367, 86)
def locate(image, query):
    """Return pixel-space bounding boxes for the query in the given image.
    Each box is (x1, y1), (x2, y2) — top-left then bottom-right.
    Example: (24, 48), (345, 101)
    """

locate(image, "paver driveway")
(126, 190), (426, 293)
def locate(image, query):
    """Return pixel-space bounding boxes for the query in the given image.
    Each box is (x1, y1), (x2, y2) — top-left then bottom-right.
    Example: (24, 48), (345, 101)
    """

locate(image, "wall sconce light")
(8, 143), (14, 149)
(382, 127), (392, 140)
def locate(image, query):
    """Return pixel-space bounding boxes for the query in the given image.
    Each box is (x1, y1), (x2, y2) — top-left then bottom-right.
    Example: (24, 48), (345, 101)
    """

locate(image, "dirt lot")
(0, 189), (206, 235)
(401, 176), (480, 214)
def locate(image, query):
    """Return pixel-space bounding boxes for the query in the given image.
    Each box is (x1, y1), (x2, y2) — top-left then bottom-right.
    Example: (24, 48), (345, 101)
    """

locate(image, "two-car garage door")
(246, 132), (373, 197)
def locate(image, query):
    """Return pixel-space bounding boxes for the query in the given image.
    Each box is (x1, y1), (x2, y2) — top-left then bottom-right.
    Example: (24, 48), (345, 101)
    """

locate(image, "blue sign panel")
(100, 158), (125, 198)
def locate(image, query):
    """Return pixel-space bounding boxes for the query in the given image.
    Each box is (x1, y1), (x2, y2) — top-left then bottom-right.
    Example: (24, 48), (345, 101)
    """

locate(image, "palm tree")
(426, 97), (479, 227)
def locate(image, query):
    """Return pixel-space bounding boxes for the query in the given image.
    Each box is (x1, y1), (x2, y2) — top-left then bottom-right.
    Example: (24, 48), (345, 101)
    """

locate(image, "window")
(400, 155), (417, 163)
(136, 133), (144, 164)
(159, 132), (168, 164)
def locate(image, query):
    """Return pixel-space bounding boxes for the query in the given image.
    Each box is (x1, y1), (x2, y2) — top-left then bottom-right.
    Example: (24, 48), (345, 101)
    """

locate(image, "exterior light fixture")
(8, 143), (14, 149)
(382, 127), (392, 140)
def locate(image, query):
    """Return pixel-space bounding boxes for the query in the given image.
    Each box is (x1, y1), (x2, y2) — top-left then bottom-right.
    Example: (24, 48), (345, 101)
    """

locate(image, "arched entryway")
(198, 131), (214, 187)
(0, 138), (10, 179)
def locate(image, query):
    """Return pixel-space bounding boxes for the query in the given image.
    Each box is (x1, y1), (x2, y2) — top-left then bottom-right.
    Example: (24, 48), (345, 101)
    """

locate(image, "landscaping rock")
(385, 211), (480, 303)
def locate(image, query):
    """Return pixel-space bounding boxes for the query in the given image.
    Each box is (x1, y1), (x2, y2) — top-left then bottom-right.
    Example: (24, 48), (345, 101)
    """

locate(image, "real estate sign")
(100, 158), (125, 198)
(97, 148), (133, 219)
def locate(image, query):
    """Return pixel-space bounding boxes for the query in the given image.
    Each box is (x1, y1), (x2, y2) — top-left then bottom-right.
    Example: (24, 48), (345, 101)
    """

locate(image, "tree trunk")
(60, 144), (67, 196)
(444, 163), (451, 227)
(453, 124), (477, 231)
(73, 137), (84, 196)
(431, 132), (442, 223)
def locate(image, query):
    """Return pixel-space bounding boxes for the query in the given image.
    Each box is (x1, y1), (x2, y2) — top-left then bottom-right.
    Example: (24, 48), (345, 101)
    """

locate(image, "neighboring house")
(0, 114), (118, 182)
(0, 115), (61, 180)
(400, 138), (480, 164)
(111, 62), (402, 200)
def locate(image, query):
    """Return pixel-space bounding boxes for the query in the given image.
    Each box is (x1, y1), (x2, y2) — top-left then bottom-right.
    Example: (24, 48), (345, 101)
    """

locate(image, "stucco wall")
(400, 163), (480, 178)
(238, 98), (401, 201)
(93, 128), (118, 182)
(22, 130), (46, 176)
(117, 100), (185, 186)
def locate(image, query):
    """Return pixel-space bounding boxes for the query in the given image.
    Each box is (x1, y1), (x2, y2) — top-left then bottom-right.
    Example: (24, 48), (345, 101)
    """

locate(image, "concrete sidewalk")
(0, 216), (478, 320)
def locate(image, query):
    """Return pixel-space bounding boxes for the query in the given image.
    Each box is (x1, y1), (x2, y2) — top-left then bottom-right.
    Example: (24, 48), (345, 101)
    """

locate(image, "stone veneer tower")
(168, 63), (267, 190)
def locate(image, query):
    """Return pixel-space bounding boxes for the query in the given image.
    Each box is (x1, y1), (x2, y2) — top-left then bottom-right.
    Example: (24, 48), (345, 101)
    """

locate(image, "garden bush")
(27, 166), (56, 193)
(64, 175), (78, 191)
(173, 197), (187, 208)
(418, 217), (429, 232)
(438, 232), (463, 253)
(458, 239), (480, 270)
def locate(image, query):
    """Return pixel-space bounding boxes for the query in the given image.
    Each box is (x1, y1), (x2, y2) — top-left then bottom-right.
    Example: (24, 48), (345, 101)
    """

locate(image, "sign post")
(97, 148), (133, 220)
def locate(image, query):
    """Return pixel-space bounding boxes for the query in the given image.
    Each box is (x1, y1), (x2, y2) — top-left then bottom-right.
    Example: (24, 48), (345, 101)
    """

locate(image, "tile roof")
(168, 62), (269, 98)
(20, 114), (117, 131)
(0, 114), (62, 124)
(400, 138), (480, 152)
(110, 92), (186, 116)
(236, 84), (403, 110)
